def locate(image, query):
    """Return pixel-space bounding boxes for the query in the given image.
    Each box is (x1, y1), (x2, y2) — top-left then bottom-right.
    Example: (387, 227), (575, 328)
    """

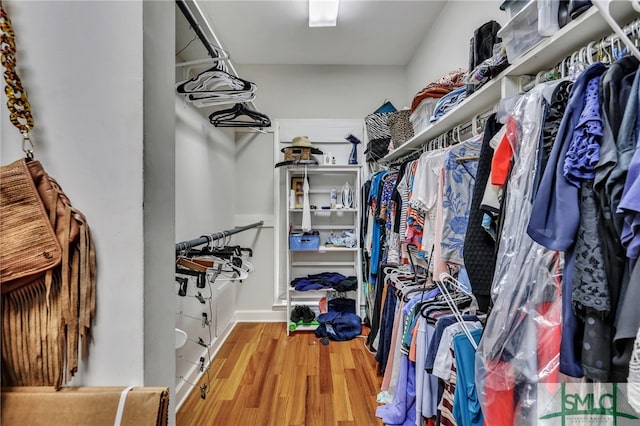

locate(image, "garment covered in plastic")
(475, 82), (564, 426)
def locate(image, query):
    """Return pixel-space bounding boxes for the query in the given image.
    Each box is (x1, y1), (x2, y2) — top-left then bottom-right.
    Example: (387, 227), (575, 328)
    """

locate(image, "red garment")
(537, 254), (562, 393)
(411, 87), (452, 111)
(483, 359), (516, 426)
(491, 117), (517, 186)
(536, 300), (561, 392)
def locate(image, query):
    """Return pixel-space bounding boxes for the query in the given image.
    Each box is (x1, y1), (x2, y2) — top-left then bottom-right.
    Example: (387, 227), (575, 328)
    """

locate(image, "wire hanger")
(436, 272), (479, 350)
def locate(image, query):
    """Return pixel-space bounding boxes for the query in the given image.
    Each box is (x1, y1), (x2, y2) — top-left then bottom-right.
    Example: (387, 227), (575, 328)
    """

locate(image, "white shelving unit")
(383, 1), (639, 163)
(284, 165), (362, 334)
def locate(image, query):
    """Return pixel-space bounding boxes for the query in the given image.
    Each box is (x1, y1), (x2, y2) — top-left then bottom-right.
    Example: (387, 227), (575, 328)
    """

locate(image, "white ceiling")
(176, 1), (448, 66)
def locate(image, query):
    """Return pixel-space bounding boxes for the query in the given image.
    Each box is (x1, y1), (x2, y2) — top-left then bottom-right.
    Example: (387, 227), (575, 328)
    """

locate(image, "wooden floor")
(176, 322), (384, 426)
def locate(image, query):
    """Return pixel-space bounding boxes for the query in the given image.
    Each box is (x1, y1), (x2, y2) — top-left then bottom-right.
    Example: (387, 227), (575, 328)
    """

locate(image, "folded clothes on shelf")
(291, 272), (358, 292)
(429, 86), (468, 123)
(411, 69), (467, 112)
(325, 230), (357, 248)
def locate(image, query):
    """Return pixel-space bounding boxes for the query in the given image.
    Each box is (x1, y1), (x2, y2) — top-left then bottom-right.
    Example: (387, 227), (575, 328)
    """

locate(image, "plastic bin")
(498, 0), (546, 64)
(537, 0), (560, 36)
(410, 98), (437, 135)
(289, 234), (320, 251)
(500, 0), (533, 19)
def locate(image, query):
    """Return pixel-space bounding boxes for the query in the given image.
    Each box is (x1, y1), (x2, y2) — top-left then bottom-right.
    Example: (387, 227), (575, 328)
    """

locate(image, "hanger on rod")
(176, 56), (231, 70)
(175, 66), (257, 102)
(209, 103), (271, 129)
(175, 221), (263, 253)
(436, 272), (480, 350)
(520, 17), (640, 93)
(591, 0), (640, 61)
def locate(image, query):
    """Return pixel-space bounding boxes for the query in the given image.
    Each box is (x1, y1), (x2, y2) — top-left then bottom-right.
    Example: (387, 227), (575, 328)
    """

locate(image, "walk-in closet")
(2, 1), (640, 425)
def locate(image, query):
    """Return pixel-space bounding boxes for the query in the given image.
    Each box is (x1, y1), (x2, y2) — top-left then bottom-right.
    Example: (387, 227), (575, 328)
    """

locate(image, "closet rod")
(175, 0), (258, 113)
(521, 16), (640, 92)
(176, 0), (224, 62)
(175, 221), (264, 253)
(387, 108), (494, 166)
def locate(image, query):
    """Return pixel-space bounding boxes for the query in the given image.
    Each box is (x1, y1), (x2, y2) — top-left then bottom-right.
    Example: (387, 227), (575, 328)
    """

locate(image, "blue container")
(289, 234), (320, 251)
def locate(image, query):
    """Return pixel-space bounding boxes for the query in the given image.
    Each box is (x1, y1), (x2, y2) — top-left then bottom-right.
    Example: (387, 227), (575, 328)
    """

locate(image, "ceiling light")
(308, 0), (340, 27)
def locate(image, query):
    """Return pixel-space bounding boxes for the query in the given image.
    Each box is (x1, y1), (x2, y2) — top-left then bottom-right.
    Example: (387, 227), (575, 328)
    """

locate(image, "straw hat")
(281, 136), (323, 154)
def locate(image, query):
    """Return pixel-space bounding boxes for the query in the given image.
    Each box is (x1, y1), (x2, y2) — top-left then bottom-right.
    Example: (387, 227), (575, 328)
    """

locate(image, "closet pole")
(175, 221), (264, 253)
(175, 0), (222, 61)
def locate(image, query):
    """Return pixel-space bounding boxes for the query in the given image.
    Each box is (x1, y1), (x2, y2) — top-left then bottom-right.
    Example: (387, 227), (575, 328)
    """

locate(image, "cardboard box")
(1, 386), (169, 426)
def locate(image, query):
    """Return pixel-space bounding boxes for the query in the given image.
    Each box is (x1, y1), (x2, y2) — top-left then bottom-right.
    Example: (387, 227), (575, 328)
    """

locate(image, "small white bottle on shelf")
(330, 188), (337, 209)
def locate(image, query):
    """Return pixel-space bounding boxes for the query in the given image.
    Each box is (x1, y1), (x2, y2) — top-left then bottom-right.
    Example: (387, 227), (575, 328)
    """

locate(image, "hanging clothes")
(302, 170), (311, 232)
(440, 137), (482, 265)
(368, 171), (391, 284)
(411, 150), (446, 267)
(527, 63), (608, 379)
(593, 58), (640, 359)
(477, 81), (563, 426)
(463, 114), (503, 311)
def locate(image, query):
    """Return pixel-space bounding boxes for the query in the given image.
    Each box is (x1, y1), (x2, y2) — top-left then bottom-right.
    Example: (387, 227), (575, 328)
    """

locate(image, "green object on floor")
(289, 320), (320, 331)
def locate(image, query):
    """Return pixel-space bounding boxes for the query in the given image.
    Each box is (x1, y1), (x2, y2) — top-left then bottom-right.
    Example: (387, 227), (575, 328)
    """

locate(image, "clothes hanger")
(176, 67), (258, 107)
(586, 41), (598, 65)
(436, 272), (479, 349)
(384, 267), (417, 287)
(201, 255), (250, 282)
(176, 256), (208, 273)
(401, 280), (437, 302)
(176, 67), (253, 94)
(209, 103), (271, 128)
(591, 0), (640, 61)
(189, 89), (257, 108)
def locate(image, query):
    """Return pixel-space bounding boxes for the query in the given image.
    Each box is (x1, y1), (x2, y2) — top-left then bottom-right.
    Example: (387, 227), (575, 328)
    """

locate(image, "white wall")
(1, 0), (146, 384)
(233, 131), (276, 315)
(175, 98), (236, 242)
(406, 0), (507, 98)
(143, 0), (177, 417)
(2, 0), (177, 421)
(236, 64), (410, 117)
(230, 65), (395, 319)
(174, 97), (238, 406)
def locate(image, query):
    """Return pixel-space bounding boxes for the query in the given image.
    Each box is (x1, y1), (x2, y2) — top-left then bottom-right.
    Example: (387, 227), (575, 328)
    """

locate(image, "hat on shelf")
(281, 136), (323, 155)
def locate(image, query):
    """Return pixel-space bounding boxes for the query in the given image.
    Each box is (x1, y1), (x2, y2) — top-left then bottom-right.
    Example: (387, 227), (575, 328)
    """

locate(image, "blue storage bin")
(289, 234), (320, 251)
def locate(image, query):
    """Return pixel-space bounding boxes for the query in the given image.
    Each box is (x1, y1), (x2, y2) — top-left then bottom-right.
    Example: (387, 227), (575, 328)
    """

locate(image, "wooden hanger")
(177, 257), (208, 272)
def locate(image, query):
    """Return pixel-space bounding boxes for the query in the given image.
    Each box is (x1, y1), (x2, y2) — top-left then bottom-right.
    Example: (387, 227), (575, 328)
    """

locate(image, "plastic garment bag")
(302, 167), (312, 232)
(475, 82), (564, 426)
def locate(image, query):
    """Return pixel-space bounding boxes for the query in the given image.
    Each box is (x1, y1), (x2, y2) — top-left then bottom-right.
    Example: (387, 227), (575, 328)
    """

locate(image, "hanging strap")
(0, 3), (35, 158)
(114, 386), (135, 426)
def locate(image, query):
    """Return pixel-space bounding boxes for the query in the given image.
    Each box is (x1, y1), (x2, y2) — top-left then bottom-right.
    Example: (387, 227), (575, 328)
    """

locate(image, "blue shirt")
(369, 171), (389, 283)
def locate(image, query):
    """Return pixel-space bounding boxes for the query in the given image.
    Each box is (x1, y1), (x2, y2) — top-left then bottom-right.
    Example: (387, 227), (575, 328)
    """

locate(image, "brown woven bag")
(0, 158), (62, 289)
(0, 4), (96, 388)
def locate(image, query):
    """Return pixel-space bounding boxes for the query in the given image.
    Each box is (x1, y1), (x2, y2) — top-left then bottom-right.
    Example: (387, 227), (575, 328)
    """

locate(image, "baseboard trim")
(234, 310), (287, 322)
